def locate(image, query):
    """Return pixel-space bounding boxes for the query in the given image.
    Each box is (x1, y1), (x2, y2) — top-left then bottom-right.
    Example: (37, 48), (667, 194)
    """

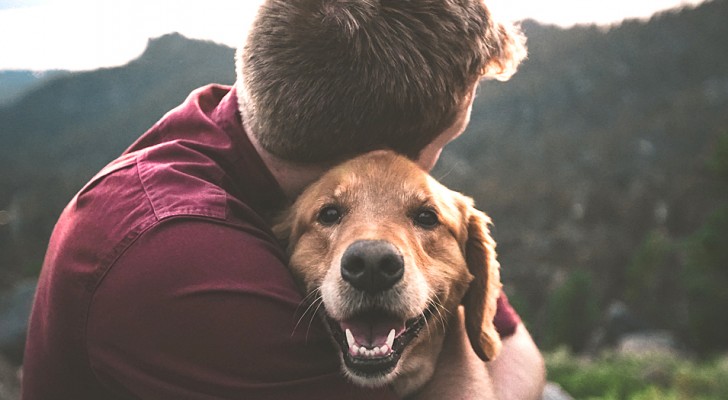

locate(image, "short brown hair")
(237, 0), (526, 164)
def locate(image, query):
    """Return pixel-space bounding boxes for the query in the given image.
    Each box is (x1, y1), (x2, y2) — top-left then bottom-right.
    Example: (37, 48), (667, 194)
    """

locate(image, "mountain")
(0, 33), (235, 286)
(1, 1), (727, 353)
(0, 70), (69, 106)
(0, 33), (235, 172)
(433, 0), (728, 350)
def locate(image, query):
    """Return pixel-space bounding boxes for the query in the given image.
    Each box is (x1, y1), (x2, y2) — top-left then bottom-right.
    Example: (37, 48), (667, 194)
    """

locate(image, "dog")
(274, 150), (502, 396)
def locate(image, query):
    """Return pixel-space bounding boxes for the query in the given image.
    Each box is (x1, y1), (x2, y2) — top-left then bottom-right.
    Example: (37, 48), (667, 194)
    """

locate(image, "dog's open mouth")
(326, 306), (434, 377)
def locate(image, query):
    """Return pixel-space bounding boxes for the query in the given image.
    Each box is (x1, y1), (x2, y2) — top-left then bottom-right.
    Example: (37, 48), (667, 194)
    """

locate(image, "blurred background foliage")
(434, 0), (728, 357)
(546, 349), (728, 399)
(1, 0), (727, 397)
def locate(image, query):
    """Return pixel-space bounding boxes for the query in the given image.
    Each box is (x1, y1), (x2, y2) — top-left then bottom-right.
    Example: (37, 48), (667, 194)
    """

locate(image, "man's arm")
(86, 219), (398, 399)
(487, 323), (546, 400)
(410, 308), (545, 400)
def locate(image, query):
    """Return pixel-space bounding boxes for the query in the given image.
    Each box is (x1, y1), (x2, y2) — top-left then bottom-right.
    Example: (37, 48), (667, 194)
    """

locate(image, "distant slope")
(434, 0), (728, 345)
(0, 70), (69, 106)
(0, 33), (235, 284)
(440, 0), (728, 237)
(1, 33), (235, 171)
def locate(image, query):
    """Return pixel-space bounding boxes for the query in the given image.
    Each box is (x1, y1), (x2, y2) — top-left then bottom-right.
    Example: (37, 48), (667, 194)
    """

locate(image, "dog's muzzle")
(327, 239), (430, 378)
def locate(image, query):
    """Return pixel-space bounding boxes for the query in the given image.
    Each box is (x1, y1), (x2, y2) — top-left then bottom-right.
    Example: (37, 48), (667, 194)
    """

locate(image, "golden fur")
(275, 150), (502, 396)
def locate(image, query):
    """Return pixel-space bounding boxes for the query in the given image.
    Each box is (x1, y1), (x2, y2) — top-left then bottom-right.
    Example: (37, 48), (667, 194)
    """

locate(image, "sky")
(0, 0), (707, 71)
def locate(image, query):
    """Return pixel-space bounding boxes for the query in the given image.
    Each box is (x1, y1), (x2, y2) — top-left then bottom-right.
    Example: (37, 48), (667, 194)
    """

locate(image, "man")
(23, 1), (544, 399)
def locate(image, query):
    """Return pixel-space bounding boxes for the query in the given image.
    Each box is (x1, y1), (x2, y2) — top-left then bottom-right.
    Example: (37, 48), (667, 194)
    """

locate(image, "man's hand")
(488, 323), (546, 400)
(409, 307), (545, 400)
(409, 307), (496, 399)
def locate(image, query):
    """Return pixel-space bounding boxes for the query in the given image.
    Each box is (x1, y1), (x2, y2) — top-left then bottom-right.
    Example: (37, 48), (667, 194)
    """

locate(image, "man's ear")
(480, 6), (527, 81)
(462, 208), (503, 361)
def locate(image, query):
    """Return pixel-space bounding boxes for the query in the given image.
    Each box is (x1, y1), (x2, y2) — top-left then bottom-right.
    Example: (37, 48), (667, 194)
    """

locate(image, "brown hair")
(237, 0), (526, 164)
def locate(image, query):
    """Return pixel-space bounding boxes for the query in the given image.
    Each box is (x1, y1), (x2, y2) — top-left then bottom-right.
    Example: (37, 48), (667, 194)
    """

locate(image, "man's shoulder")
(50, 140), (277, 288)
(109, 218), (290, 295)
(69, 132), (268, 235)
(133, 140), (229, 222)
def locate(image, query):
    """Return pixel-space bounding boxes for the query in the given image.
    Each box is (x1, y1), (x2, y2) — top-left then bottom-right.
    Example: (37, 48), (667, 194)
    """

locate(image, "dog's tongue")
(340, 313), (406, 347)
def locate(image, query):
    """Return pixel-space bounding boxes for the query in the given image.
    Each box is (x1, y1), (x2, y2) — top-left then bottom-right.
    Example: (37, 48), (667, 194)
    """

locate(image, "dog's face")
(275, 150), (501, 395)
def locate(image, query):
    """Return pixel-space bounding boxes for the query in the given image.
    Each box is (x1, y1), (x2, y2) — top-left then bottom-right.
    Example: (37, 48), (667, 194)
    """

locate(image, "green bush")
(624, 230), (678, 330)
(708, 131), (728, 180)
(546, 349), (728, 400)
(542, 270), (600, 352)
(622, 206), (728, 355)
(682, 205), (728, 353)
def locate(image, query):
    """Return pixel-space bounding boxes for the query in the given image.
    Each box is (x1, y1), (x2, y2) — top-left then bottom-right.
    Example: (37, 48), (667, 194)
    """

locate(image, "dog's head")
(275, 150), (501, 392)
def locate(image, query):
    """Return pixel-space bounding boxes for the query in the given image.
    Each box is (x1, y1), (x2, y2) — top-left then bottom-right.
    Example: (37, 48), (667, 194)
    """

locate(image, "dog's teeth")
(386, 329), (395, 349)
(345, 328), (396, 358)
(345, 329), (355, 348)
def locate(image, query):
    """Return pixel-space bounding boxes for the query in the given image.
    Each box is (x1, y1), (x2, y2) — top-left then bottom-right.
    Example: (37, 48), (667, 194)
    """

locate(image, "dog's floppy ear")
(462, 208), (502, 361)
(272, 205), (300, 254)
(272, 210), (293, 244)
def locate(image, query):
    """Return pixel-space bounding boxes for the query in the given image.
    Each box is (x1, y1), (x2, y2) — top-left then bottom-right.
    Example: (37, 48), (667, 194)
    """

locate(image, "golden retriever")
(274, 150), (502, 396)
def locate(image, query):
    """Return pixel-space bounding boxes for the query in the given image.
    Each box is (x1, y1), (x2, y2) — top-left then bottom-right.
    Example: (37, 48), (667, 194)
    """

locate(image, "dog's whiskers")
(305, 298), (326, 341)
(429, 296), (451, 334)
(434, 162), (457, 181)
(292, 290), (324, 339)
(293, 289), (321, 315)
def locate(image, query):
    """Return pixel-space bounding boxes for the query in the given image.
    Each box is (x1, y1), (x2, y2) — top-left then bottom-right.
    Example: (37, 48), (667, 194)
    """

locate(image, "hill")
(0, 33), (235, 285)
(434, 0), (728, 350)
(0, 70), (69, 106)
(1, 1), (727, 353)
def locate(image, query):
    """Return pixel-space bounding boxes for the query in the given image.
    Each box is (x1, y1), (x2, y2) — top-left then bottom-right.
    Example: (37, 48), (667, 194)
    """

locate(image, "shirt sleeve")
(493, 292), (522, 338)
(86, 218), (397, 400)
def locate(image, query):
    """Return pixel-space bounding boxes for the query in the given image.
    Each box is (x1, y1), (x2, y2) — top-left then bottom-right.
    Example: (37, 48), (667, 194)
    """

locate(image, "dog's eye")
(414, 209), (439, 229)
(317, 205), (343, 225)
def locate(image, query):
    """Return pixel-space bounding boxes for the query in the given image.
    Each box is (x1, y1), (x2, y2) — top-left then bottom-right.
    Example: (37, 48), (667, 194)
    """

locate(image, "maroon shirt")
(22, 85), (520, 399)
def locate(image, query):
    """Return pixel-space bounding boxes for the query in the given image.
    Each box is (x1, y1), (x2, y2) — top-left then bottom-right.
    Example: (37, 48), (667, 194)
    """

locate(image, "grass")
(545, 348), (728, 400)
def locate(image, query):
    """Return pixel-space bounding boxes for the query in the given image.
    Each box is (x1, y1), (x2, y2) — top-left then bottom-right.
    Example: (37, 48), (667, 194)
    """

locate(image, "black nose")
(340, 240), (404, 293)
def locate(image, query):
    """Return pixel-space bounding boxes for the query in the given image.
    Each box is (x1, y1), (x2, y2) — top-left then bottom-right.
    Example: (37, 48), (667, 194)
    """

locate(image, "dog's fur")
(275, 150), (502, 396)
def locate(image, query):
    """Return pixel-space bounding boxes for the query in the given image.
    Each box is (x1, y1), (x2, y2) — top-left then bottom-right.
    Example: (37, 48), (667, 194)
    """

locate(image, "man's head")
(237, 0), (526, 166)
